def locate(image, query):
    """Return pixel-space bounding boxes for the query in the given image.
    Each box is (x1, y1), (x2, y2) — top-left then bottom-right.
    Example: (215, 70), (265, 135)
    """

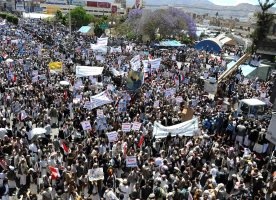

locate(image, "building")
(0, 0), (16, 11)
(40, 0), (126, 16)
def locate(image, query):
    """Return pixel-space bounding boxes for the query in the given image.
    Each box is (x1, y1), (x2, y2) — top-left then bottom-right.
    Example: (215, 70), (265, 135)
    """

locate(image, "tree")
(125, 8), (197, 41)
(69, 7), (94, 30)
(55, 10), (66, 25)
(251, 0), (276, 52)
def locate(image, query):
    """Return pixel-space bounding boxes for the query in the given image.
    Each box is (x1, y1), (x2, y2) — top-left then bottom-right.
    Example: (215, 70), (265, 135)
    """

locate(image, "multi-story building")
(40, 0), (126, 16)
(0, 0), (16, 11)
(0, 0), (126, 16)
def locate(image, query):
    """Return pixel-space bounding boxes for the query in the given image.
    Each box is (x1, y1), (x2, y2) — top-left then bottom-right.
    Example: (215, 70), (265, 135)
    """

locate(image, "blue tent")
(195, 38), (222, 53)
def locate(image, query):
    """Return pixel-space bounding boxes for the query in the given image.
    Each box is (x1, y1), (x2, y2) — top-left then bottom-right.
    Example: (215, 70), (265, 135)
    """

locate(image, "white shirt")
(104, 189), (119, 200)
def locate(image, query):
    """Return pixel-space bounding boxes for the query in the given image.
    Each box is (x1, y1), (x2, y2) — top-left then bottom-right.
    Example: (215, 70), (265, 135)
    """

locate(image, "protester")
(0, 16), (275, 200)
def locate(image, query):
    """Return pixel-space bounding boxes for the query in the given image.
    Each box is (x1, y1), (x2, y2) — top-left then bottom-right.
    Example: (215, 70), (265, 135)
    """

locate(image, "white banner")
(97, 37), (108, 46)
(106, 131), (118, 143)
(76, 66), (104, 78)
(90, 91), (113, 110)
(111, 67), (126, 77)
(142, 58), (162, 72)
(266, 113), (276, 145)
(126, 156), (138, 167)
(81, 120), (92, 130)
(91, 44), (108, 54)
(88, 167), (104, 181)
(130, 55), (141, 71)
(110, 46), (122, 53)
(132, 122), (142, 131)
(153, 118), (199, 138)
(122, 123), (131, 132)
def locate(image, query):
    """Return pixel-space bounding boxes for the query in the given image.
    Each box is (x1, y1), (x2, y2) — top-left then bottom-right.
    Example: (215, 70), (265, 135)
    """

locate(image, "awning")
(76, 66), (104, 77)
(240, 64), (256, 77)
(78, 26), (92, 33)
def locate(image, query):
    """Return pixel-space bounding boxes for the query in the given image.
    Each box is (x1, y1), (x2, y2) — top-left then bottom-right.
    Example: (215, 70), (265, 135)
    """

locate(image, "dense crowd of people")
(0, 16), (275, 200)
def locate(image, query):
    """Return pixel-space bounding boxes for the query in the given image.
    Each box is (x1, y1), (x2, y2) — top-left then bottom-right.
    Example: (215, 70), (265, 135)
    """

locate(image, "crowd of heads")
(0, 17), (275, 200)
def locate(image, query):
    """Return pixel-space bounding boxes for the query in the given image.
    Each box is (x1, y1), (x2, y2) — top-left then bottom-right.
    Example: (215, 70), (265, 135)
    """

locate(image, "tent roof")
(195, 38), (222, 53)
(240, 99), (266, 106)
(156, 40), (184, 47)
(78, 26), (92, 33)
(216, 34), (236, 46)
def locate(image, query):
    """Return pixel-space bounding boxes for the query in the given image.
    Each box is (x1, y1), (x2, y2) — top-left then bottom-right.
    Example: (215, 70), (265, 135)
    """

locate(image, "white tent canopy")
(76, 66), (104, 78)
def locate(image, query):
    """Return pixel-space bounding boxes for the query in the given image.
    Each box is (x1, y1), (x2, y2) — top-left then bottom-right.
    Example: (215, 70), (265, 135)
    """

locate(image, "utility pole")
(68, 0), (72, 36)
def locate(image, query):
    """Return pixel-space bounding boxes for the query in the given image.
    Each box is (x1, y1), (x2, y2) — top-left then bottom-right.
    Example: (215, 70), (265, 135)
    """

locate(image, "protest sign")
(142, 58), (161, 72)
(110, 46), (122, 53)
(48, 62), (62, 72)
(153, 118), (199, 138)
(81, 121), (92, 131)
(126, 156), (138, 167)
(90, 91), (113, 109)
(88, 167), (104, 181)
(175, 96), (184, 103)
(97, 37), (108, 46)
(74, 80), (83, 89)
(96, 117), (107, 131)
(106, 131), (118, 143)
(97, 109), (104, 117)
(91, 44), (108, 54)
(132, 122), (142, 131)
(118, 99), (127, 113)
(126, 70), (144, 91)
(32, 70), (38, 76)
(130, 55), (141, 71)
(122, 123), (131, 132)
(83, 101), (93, 110)
(153, 100), (159, 108)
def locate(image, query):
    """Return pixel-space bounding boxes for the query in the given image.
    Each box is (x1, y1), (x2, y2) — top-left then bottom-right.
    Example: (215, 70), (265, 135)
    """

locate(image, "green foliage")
(251, 0), (275, 52)
(94, 24), (105, 37)
(0, 12), (19, 25)
(54, 10), (66, 25)
(0, 13), (7, 19)
(181, 35), (193, 44)
(69, 7), (93, 30)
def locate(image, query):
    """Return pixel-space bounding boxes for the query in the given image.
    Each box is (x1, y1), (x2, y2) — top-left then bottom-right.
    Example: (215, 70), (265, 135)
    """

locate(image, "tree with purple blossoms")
(124, 8), (196, 41)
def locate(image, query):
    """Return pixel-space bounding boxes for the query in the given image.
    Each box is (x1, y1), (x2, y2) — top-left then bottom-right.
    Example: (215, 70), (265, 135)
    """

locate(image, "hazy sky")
(209, 0), (262, 6)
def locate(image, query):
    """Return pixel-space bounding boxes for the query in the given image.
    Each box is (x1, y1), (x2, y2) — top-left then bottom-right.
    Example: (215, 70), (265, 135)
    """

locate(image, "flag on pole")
(179, 73), (185, 83)
(49, 166), (60, 179)
(138, 135), (144, 148)
(61, 142), (70, 154)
